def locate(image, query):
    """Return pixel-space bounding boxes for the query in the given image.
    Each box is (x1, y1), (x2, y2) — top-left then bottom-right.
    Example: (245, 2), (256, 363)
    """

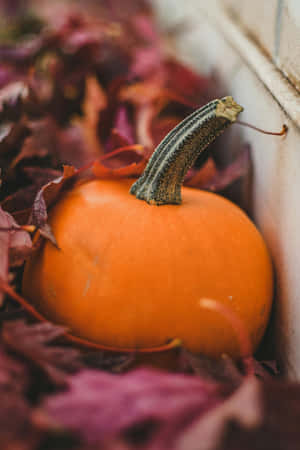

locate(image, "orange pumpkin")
(23, 97), (273, 358)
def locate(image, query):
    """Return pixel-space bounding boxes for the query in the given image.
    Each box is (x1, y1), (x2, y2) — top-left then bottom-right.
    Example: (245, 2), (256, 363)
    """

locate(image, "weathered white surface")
(222, 0), (278, 58)
(279, 0), (300, 91)
(220, 0), (300, 92)
(153, 0), (300, 378)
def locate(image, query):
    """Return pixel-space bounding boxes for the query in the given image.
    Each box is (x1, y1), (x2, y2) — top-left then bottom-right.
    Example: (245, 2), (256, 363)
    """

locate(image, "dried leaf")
(0, 391), (39, 450)
(92, 148), (147, 179)
(82, 352), (136, 374)
(177, 377), (263, 450)
(30, 165), (77, 244)
(201, 146), (250, 192)
(0, 347), (29, 394)
(179, 349), (243, 385)
(40, 369), (225, 446)
(2, 320), (82, 385)
(0, 207), (32, 301)
(107, 106), (135, 150)
(0, 209), (11, 302)
(0, 81), (29, 122)
(163, 59), (218, 107)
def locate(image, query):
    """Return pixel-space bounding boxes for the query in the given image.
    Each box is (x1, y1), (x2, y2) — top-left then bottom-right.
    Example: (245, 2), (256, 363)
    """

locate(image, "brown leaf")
(30, 165), (77, 244)
(76, 76), (106, 157)
(0, 81), (29, 122)
(0, 209), (10, 303)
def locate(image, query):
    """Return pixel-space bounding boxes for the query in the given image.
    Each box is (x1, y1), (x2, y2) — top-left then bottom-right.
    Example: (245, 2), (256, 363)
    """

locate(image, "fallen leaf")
(2, 320), (82, 385)
(0, 346), (29, 394)
(177, 377), (262, 450)
(179, 349), (243, 385)
(40, 369), (226, 446)
(201, 146), (250, 192)
(30, 165), (77, 245)
(0, 206), (32, 302)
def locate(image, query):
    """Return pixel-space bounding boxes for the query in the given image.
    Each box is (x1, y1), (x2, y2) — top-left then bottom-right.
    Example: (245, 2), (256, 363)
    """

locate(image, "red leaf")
(201, 146), (250, 192)
(185, 146), (250, 193)
(92, 146), (147, 179)
(164, 59), (217, 106)
(92, 159), (147, 179)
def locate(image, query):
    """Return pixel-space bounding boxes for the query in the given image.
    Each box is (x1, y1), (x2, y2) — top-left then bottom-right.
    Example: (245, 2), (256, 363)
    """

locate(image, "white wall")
(153, 0), (300, 378)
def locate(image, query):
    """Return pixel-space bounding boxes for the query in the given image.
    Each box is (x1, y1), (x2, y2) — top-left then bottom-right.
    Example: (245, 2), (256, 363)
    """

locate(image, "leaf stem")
(236, 121), (288, 136)
(198, 298), (254, 376)
(0, 279), (181, 354)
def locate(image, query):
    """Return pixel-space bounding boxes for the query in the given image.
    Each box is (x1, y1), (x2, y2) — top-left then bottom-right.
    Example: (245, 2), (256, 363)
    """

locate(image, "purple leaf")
(0, 0), (29, 17)
(0, 207), (32, 300)
(0, 347), (29, 394)
(2, 320), (82, 385)
(41, 369), (226, 446)
(0, 346), (38, 449)
(0, 391), (39, 450)
(112, 106), (135, 146)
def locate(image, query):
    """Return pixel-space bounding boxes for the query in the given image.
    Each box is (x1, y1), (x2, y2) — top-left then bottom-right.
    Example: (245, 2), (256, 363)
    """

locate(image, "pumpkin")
(23, 97), (273, 358)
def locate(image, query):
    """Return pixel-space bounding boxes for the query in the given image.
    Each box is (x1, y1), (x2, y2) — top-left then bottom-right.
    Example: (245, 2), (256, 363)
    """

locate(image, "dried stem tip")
(130, 96), (243, 205)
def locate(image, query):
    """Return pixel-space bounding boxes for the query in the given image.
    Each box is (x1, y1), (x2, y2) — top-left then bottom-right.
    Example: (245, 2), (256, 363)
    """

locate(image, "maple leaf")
(39, 369), (226, 446)
(2, 320), (82, 385)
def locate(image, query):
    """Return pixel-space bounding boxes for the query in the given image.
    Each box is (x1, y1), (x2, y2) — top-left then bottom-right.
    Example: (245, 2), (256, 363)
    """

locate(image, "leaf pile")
(0, 1), (298, 450)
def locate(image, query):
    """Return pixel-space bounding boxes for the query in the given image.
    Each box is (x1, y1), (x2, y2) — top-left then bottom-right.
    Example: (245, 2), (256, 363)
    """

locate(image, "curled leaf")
(30, 165), (77, 245)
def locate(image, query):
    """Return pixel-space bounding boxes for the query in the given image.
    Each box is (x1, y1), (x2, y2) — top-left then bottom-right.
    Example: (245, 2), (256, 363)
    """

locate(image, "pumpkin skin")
(22, 178), (273, 358)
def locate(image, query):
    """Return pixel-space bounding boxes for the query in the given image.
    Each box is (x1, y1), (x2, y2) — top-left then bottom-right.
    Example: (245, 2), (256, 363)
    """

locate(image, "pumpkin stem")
(130, 96), (243, 205)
